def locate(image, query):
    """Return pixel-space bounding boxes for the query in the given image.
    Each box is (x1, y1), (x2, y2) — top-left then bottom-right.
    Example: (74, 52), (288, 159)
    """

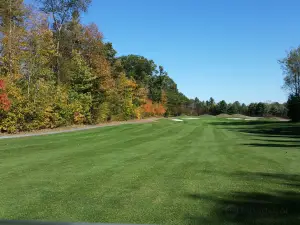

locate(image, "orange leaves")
(0, 93), (10, 111)
(143, 99), (154, 114)
(142, 91), (168, 116)
(0, 80), (5, 90)
(0, 80), (11, 111)
(142, 99), (166, 116)
(126, 79), (137, 88)
(154, 103), (166, 115)
(84, 23), (104, 42)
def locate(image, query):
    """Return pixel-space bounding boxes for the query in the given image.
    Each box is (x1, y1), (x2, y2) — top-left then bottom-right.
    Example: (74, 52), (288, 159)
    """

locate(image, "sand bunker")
(184, 118), (200, 120)
(227, 118), (243, 120)
(171, 119), (183, 122)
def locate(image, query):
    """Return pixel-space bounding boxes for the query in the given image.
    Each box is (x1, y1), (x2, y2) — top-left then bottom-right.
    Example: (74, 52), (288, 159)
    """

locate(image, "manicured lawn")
(0, 117), (299, 225)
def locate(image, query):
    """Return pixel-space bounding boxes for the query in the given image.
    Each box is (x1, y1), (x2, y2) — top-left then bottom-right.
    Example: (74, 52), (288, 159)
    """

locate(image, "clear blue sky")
(27, 0), (300, 104)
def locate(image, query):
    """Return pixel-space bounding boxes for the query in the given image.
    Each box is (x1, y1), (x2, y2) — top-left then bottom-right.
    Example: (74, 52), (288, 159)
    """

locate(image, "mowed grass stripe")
(0, 118), (299, 225)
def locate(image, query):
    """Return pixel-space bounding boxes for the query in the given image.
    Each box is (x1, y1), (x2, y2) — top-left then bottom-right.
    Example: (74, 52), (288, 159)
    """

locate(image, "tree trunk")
(56, 28), (61, 84)
(297, 71), (300, 97)
(27, 75), (30, 100)
(8, 0), (12, 77)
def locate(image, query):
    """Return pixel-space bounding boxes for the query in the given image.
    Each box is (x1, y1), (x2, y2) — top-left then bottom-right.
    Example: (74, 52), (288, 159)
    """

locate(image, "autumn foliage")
(143, 99), (166, 116)
(0, 80), (11, 111)
(0, 0), (189, 133)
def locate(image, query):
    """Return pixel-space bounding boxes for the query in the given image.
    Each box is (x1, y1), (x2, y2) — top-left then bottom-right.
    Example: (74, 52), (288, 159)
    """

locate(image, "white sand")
(171, 119), (184, 122)
(227, 118), (243, 120)
(184, 118), (200, 120)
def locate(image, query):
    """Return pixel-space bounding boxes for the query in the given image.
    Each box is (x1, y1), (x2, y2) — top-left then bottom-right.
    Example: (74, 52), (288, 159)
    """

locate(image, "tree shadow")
(185, 171), (300, 225)
(251, 139), (300, 143)
(210, 120), (280, 126)
(243, 143), (300, 148)
(239, 126), (300, 137)
(210, 120), (300, 148)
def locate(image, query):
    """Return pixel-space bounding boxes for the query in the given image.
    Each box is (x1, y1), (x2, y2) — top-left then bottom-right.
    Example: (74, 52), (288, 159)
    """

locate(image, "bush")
(92, 102), (110, 123)
(134, 106), (143, 119)
(287, 95), (300, 122)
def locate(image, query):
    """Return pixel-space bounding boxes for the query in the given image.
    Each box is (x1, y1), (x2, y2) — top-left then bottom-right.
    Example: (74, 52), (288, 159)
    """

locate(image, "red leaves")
(142, 99), (166, 116)
(154, 104), (166, 115)
(0, 80), (5, 90)
(0, 80), (11, 111)
(143, 99), (154, 114)
(0, 93), (11, 111)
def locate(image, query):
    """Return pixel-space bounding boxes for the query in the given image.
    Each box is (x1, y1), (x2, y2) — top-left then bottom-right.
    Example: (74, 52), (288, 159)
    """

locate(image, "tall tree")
(287, 95), (300, 122)
(22, 8), (56, 101)
(0, 0), (25, 76)
(279, 47), (300, 97)
(208, 97), (216, 115)
(256, 102), (267, 117)
(216, 100), (228, 114)
(248, 103), (257, 116)
(279, 47), (300, 121)
(228, 101), (240, 114)
(37, 0), (91, 82)
(103, 42), (117, 66)
(240, 103), (248, 115)
(119, 55), (157, 86)
(194, 97), (202, 115)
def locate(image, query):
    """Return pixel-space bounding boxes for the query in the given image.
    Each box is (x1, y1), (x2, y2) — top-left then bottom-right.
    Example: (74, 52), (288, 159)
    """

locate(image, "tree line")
(0, 0), (192, 133)
(0, 0), (297, 133)
(176, 97), (287, 118)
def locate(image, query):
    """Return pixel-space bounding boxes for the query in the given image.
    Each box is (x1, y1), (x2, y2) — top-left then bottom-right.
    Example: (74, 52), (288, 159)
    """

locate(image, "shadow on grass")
(210, 120), (300, 148)
(251, 139), (300, 143)
(186, 171), (300, 225)
(243, 143), (300, 148)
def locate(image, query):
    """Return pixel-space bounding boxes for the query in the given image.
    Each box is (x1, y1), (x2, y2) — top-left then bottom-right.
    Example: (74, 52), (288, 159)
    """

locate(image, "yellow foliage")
(0, 76), (24, 102)
(134, 107), (143, 119)
(74, 112), (85, 124)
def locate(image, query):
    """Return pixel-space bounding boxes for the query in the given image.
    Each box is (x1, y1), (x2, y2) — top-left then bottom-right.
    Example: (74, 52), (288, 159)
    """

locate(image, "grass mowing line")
(0, 121), (186, 184)
(0, 124), (161, 178)
(0, 117), (299, 224)
(0, 124), (139, 151)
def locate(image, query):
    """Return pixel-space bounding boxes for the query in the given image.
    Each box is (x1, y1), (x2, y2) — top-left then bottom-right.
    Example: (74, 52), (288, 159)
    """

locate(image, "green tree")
(22, 9), (56, 101)
(194, 97), (204, 115)
(279, 47), (300, 97)
(103, 42), (117, 65)
(208, 97), (216, 115)
(119, 55), (157, 86)
(255, 102), (267, 117)
(233, 101), (241, 113)
(216, 100), (228, 114)
(240, 103), (248, 115)
(269, 102), (280, 116)
(68, 50), (95, 123)
(248, 103), (257, 116)
(227, 103), (234, 115)
(38, 0), (92, 83)
(279, 103), (288, 117)
(287, 95), (300, 122)
(0, 0), (26, 76)
(279, 47), (300, 121)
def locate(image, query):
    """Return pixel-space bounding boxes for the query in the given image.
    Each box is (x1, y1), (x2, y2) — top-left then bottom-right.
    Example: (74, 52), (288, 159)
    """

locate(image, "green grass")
(0, 117), (300, 225)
